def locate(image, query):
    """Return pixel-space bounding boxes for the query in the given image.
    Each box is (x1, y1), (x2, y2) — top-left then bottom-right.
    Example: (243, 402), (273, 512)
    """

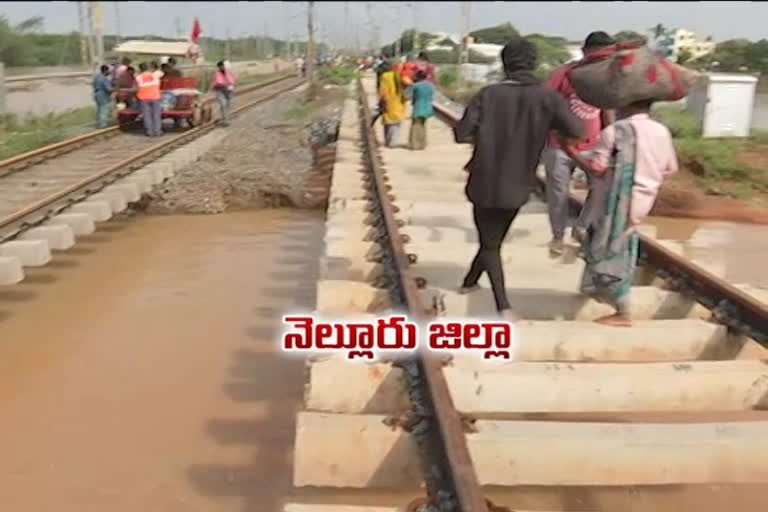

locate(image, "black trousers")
(462, 206), (520, 311)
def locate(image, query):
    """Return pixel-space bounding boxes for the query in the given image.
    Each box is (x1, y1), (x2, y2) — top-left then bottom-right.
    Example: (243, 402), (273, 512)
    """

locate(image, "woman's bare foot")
(458, 284), (481, 294)
(594, 313), (632, 327)
(500, 308), (521, 323)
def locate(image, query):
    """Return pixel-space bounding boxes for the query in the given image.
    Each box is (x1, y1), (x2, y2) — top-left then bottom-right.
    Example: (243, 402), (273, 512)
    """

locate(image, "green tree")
(710, 39), (751, 71)
(650, 23), (666, 39)
(613, 30), (647, 44)
(742, 39), (768, 73)
(0, 16), (32, 66)
(526, 33), (570, 69)
(676, 48), (693, 65)
(381, 29), (442, 57)
(470, 22), (520, 45)
(15, 16), (44, 34)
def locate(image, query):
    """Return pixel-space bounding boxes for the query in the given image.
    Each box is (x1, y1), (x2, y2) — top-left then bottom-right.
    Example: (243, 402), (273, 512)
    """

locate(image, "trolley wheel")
(118, 114), (137, 131)
(190, 104), (203, 127)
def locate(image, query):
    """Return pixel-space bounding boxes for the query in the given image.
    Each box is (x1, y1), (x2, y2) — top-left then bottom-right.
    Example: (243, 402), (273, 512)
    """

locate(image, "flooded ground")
(0, 210), (322, 512)
(0, 207), (766, 511)
(4, 61), (284, 118)
(646, 215), (768, 287)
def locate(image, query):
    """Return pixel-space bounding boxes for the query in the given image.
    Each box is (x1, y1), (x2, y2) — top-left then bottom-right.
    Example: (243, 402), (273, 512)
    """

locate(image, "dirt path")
(0, 210), (322, 512)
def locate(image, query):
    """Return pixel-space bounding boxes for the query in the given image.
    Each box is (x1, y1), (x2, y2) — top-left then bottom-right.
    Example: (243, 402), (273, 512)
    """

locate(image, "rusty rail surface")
(0, 73), (296, 175)
(356, 78), (490, 512)
(433, 101), (768, 345)
(0, 77), (303, 238)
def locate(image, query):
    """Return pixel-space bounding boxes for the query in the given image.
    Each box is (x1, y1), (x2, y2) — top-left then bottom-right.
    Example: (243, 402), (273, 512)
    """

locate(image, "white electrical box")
(686, 72), (758, 138)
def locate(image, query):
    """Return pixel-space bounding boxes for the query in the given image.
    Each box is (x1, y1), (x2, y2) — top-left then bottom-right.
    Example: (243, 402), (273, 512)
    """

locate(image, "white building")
(673, 29), (716, 60)
(653, 28), (715, 62)
(565, 43), (582, 63)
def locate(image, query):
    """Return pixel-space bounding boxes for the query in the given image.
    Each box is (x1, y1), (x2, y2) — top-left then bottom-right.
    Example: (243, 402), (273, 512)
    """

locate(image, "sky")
(1, 1), (766, 48)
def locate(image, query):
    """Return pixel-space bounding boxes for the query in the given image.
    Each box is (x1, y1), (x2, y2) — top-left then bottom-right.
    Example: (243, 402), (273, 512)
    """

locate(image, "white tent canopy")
(113, 40), (199, 57)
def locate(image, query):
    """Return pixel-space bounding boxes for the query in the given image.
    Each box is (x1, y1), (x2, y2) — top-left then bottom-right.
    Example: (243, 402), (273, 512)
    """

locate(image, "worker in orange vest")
(135, 62), (163, 136)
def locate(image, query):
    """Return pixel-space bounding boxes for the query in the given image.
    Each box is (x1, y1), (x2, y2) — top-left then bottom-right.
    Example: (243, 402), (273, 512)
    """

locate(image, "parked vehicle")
(112, 40), (212, 131)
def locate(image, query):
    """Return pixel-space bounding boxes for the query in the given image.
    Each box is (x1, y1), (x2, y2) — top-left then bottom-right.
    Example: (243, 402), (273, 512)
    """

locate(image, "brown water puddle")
(0, 210), (322, 512)
(646, 215), (768, 287)
(1, 209), (766, 511)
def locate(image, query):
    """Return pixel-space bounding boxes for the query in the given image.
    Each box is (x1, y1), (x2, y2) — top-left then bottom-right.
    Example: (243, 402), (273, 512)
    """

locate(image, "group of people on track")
(452, 31), (678, 327)
(375, 51), (437, 150)
(91, 57), (236, 133)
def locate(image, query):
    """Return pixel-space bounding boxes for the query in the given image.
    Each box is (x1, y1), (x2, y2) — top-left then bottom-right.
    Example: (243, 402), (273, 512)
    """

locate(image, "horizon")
(1, 2), (766, 48)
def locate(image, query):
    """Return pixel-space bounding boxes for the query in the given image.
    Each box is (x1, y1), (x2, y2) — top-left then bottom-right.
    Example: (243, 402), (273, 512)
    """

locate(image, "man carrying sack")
(544, 31), (617, 256)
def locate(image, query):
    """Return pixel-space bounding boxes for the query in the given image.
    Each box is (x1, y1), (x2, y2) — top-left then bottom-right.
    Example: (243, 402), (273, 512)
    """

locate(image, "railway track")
(287, 75), (768, 512)
(0, 74), (303, 284)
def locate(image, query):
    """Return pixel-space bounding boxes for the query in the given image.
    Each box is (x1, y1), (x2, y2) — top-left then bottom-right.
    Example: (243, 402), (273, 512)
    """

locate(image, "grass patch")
(284, 103), (311, 120)
(319, 65), (357, 86)
(437, 65), (458, 90)
(237, 70), (293, 88)
(652, 104), (702, 138)
(0, 106), (97, 160)
(651, 104), (768, 200)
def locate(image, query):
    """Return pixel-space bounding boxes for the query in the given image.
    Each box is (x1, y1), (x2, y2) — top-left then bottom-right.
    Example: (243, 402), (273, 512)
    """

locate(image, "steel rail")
(0, 77), (304, 239)
(433, 101), (768, 345)
(356, 77), (489, 512)
(0, 74), (295, 175)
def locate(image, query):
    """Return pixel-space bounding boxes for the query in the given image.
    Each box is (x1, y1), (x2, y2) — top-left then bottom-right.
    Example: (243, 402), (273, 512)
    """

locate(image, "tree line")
(381, 21), (768, 77)
(0, 15), (318, 68)
(380, 22), (571, 75)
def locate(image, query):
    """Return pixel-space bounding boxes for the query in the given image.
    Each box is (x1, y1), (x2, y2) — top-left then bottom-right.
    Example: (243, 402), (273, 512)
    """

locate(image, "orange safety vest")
(135, 71), (161, 100)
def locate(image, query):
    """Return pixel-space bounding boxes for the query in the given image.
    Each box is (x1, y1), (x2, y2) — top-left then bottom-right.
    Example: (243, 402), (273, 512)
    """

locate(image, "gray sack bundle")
(568, 42), (699, 109)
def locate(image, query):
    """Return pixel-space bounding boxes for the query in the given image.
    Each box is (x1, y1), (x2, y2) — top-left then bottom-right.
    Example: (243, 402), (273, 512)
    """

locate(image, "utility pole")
(344, 1), (349, 55)
(366, 2), (376, 54)
(393, 5), (401, 58)
(306, 0), (316, 101)
(91, 1), (104, 66)
(458, 1), (472, 89)
(263, 20), (272, 58)
(114, 1), (121, 45)
(174, 17), (183, 39)
(412, 2), (419, 55)
(77, 2), (89, 67)
(85, 2), (97, 69)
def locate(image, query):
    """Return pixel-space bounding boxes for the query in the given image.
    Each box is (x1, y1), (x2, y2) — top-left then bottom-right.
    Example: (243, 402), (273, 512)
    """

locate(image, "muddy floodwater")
(0, 208), (767, 511)
(0, 210), (322, 511)
(647, 215), (768, 287)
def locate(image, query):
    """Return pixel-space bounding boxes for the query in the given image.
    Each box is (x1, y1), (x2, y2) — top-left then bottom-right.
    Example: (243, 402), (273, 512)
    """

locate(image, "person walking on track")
(561, 99), (678, 327)
(543, 31), (616, 256)
(377, 60), (406, 147)
(135, 62), (163, 137)
(407, 70), (434, 150)
(211, 60), (236, 126)
(92, 64), (113, 129)
(453, 38), (584, 322)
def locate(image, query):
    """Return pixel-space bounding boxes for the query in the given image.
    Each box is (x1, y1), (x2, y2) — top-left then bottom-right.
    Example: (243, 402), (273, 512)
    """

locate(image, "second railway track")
(285, 75), (768, 512)
(0, 74), (303, 284)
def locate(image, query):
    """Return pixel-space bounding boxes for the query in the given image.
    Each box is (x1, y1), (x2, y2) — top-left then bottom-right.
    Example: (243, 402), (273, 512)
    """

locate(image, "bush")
(426, 49), (458, 64)
(437, 66), (458, 89)
(320, 65), (356, 85)
(652, 104), (702, 138)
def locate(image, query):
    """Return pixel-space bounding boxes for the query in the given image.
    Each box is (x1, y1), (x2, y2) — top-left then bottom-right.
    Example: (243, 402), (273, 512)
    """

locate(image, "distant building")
(565, 43), (582, 63)
(653, 28), (715, 62)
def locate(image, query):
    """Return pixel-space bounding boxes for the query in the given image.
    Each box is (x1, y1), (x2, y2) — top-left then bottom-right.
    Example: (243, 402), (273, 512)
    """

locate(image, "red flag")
(190, 17), (202, 43)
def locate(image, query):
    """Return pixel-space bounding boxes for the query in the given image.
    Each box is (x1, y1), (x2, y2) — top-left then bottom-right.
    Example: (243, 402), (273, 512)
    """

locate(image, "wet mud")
(0, 210), (322, 512)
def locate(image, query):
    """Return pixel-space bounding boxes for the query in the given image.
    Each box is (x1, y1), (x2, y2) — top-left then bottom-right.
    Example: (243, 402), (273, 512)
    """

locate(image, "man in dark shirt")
(454, 38), (584, 321)
(166, 57), (183, 77)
